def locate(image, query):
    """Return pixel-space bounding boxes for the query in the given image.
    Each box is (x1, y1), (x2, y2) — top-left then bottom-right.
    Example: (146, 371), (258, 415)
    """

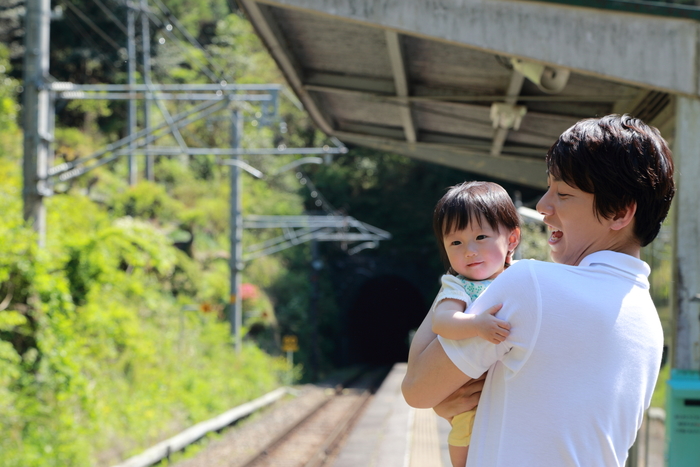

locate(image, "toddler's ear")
(507, 227), (521, 251)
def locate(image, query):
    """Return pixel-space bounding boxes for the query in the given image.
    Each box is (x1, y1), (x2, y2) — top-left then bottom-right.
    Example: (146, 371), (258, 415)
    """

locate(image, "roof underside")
(240, 0), (677, 189)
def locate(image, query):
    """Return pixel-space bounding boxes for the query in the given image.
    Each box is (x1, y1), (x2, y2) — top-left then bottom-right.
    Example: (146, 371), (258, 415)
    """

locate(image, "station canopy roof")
(239, 0), (682, 189)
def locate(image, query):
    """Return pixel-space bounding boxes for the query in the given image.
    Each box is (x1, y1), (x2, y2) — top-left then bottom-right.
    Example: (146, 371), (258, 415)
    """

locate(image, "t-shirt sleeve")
(435, 274), (471, 306)
(438, 260), (541, 379)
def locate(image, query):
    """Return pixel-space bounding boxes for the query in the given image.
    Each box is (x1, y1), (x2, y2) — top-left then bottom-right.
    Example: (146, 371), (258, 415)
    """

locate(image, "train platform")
(330, 363), (666, 467)
(331, 362), (451, 467)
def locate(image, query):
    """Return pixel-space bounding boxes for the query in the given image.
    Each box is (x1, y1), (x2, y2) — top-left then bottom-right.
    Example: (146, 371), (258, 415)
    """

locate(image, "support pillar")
(672, 96), (700, 371)
(229, 110), (243, 353)
(22, 0), (51, 246)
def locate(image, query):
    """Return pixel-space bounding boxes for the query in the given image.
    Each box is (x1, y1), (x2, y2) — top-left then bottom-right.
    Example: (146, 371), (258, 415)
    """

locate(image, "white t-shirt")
(438, 251), (663, 467)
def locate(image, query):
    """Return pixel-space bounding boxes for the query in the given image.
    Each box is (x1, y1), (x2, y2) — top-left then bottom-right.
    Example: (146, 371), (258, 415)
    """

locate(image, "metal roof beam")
(385, 31), (416, 143)
(337, 121), (405, 140)
(420, 132), (547, 157)
(306, 71), (395, 94)
(306, 81), (633, 104)
(334, 130), (547, 189)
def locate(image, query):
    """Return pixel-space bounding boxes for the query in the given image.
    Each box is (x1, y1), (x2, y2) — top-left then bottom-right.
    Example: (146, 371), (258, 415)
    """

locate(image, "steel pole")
(310, 239), (320, 380)
(229, 110), (243, 353)
(22, 0), (51, 246)
(141, 0), (153, 181)
(127, 4), (137, 185)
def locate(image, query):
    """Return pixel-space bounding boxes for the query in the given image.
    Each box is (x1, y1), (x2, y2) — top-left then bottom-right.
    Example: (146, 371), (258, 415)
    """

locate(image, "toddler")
(430, 181), (520, 467)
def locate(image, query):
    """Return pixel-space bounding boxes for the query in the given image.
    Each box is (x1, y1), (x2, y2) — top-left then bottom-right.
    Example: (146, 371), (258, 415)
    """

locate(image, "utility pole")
(310, 238), (321, 380)
(22, 0), (51, 246)
(127, 3), (137, 185)
(141, 0), (153, 181)
(229, 109), (243, 354)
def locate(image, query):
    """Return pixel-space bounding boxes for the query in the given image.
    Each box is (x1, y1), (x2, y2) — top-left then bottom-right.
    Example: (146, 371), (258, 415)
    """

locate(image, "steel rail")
(238, 367), (385, 467)
(302, 393), (373, 467)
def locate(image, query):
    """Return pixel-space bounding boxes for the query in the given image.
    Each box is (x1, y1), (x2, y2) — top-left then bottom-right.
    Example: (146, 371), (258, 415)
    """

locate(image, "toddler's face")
(442, 217), (519, 281)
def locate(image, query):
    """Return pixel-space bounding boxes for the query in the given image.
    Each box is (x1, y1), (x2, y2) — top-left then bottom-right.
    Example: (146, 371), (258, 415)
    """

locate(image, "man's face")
(536, 175), (620, 266)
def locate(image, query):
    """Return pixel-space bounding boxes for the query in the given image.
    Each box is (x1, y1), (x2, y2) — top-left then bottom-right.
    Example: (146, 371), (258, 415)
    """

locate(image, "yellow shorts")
(447, 409), (476, 447)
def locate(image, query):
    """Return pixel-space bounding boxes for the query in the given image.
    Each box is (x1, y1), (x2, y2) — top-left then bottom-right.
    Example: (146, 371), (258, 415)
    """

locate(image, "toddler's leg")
(448, 444), (469, 467)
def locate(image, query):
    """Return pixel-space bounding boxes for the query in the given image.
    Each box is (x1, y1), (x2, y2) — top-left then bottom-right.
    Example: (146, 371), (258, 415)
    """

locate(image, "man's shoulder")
(502, 258), (552, 277)
(508, 258), (571, 275)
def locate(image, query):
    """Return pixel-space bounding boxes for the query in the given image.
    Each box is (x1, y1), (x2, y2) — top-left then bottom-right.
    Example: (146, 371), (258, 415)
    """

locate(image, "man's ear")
(610, 202), (637, 231)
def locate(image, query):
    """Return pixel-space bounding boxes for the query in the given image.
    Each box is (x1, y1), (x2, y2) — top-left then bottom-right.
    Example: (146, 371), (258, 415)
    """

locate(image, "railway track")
(170, 366), (388, 467)
(239, 367), (387, 467)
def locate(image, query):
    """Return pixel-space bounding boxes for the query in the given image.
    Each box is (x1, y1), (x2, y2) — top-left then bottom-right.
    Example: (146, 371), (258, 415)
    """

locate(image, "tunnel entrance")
(347, 275), (427, 365)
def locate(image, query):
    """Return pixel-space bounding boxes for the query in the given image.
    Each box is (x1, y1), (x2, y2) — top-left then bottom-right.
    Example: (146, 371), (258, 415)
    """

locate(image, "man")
(402, 114), (675, 466)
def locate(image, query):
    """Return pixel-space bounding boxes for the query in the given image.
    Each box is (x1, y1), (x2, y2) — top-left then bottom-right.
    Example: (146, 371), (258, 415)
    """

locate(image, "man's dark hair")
(546, 114), (675, 247)
(433, 181), (520, 273)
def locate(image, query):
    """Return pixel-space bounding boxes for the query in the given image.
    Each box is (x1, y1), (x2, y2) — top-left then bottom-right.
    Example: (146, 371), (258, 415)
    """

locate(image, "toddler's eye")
(476, 235), (487, 240)
(451, 240), (461, 246)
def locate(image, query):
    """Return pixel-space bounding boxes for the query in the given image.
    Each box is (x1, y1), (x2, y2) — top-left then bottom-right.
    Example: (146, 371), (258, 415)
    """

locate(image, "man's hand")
(432, 374), (486, 422)
(474, 305), (510, 344)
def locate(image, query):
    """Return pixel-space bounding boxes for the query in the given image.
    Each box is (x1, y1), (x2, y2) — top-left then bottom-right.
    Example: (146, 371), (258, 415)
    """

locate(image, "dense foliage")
(0, 45), (295, 467)
(0, 7), (310, 465)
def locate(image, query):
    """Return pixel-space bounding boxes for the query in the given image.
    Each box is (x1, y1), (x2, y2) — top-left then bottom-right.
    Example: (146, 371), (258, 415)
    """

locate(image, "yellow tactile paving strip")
(409, 408), (442, 467)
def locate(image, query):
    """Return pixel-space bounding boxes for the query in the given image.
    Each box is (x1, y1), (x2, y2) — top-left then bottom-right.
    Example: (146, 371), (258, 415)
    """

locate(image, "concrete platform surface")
(331, 363), (665, 467)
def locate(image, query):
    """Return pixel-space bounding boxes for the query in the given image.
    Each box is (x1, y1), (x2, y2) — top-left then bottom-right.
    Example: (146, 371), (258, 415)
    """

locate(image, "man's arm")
(402, 309), (474, 408)
(432, 374), (486, 422)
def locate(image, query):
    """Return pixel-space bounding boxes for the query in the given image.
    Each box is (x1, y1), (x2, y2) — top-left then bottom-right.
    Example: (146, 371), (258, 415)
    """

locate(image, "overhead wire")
(89, 0), (129, 35)
(140, 7), (220, 82)
(61, 12), (122, 75)
(60, 0), (123, 51)
(295, 170), (339, 215)
(149, 0), (232, 81)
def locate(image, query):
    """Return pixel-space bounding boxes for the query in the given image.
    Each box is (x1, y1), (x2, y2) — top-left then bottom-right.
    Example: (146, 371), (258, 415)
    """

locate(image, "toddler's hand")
(474, 305), (510, 344)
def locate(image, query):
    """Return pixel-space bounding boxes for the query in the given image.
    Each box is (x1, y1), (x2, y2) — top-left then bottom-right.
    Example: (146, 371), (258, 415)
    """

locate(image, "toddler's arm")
(432, 298), (511, 343)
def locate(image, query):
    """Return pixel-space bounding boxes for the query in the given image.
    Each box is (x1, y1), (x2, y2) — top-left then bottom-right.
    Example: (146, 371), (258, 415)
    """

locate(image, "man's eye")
(557, 192), (570, 198)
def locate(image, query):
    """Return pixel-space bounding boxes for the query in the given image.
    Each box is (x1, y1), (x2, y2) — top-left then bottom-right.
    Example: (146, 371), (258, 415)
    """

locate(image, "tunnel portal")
(347, 275), (427, 366)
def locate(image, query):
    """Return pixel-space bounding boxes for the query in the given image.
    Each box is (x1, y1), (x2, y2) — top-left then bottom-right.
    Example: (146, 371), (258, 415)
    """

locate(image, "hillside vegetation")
(0, 6), (320, 465)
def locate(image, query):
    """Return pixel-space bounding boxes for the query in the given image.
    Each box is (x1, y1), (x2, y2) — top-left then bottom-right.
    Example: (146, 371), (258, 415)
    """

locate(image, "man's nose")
(536, 190), (553, 216)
